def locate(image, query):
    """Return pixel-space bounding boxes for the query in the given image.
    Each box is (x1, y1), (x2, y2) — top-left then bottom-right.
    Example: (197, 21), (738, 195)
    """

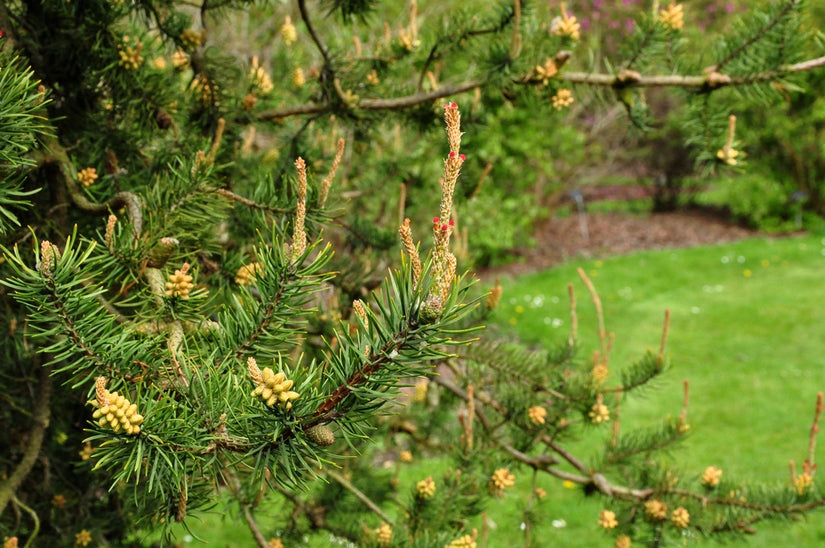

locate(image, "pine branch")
(256, 80), (484, 121)
(297, 0), (331, 67)
(241, 506), (268, 548)
(215, 188), (291, 214)
(713, 0), (799, 73)
(304, 322), (415, 428)
(325, 468), (396, 526)
(432, 374), (654, 501)
(0, 364), (51, 518)
(256, 54), (825, 123)
(35, 135), (143, 237)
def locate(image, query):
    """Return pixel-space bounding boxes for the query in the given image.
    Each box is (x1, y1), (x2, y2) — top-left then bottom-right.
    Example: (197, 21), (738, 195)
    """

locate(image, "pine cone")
(306, 424), (335, 446)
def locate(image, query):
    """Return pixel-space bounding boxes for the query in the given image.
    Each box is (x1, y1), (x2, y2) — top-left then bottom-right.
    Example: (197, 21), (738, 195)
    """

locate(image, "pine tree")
(2, 1), (825, 547)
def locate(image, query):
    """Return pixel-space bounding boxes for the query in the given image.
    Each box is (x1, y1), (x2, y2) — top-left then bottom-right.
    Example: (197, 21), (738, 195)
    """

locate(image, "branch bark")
(255, 55), (825, 122)
(0, 363), (52, 518)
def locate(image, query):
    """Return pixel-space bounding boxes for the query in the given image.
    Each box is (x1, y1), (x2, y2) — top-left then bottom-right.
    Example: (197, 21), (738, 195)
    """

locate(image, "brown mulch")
(477, 209), (758, 281)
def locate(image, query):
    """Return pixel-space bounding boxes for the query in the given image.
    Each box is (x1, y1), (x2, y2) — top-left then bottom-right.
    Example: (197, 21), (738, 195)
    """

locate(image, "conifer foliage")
(2, 1), (825, 547)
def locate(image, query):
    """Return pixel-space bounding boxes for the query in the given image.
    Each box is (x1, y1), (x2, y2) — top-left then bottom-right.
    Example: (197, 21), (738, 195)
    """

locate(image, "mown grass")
(148, 234), (825, 547)
(489, 233), (825, 547)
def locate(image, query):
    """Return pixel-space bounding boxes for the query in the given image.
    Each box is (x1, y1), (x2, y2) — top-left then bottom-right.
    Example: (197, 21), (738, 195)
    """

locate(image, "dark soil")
(478, 208), (758, 281)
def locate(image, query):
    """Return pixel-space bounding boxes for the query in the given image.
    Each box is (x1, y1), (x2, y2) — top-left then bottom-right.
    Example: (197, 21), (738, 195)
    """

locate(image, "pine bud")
(418, 294), (443, 323)
(306, 424), (335, 446)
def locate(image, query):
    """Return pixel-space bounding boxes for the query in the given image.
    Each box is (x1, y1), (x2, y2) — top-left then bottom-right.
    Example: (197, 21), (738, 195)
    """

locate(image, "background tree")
(2, 1), (825, 547)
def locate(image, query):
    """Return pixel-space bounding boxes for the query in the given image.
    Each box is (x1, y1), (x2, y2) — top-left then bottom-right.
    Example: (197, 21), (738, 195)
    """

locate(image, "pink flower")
(624, 18), (635, 33)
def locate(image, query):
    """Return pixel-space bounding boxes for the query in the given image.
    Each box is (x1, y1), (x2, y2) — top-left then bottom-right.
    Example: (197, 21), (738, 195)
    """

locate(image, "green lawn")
(489, 233), (825, 547)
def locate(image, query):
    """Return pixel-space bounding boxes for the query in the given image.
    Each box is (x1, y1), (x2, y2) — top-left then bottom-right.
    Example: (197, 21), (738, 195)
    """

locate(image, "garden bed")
(479, 209), (759, 280)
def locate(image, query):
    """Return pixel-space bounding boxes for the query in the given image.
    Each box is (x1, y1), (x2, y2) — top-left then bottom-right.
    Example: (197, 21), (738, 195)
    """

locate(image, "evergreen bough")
(2, 1), (825, 546)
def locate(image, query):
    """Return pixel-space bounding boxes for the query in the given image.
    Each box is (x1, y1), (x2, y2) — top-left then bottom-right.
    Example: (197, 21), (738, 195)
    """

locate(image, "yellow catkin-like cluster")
(172, 49), (189, 69)
(671, 506), (690, 529)
(413, 378), (428, 403)
(551, 3), (581, 41)
(528, 405), (547, 425)
(179, 29), (201, 51)
(598, 509), (618, 529)
(486, 279), (503, 310)
(250, 56), (274, 95)
(242, 93), (257, 111)
(399, 450), (413, 463)
(267, 538), (284, 548)
(91, 377), (144, 435)
(717, 147), (739, 166)
(591, 363), (609, 386)
(248, 357), (300, 410)
(165, 263), (194, 299)
(644, 499), (668, 521)
(489, 468), (515, 497)
(717, 114), (740, 165)
(180, 29), (204, 51)
(375, 522), (392, 547)
(416, 476), (436, 499)
(534, 58), (558, 86)
(235, 262), (264, 286)
(190, 74), (219, 107)
(77, 167), (98, 187)
(701, 465), (722, 487)
(52, 494), (67, 509)
(78, 442), (94, 461)
(280, 16), (297, 45)
(118, 38), (144, 70)
(75, 529), (93, 547)
(291, 67), (306, 88)
(793, 472), (814, 495)
(615, 535), (632, 548)
(589, 394), (610, 424)
(551, 89), (574, 110)
(445, 533), (477, 548)
(659, 3), (685, 31)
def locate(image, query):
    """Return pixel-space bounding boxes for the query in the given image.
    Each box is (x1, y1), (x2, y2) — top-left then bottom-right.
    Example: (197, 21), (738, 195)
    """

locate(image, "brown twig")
(0, 364), (52, 518)
(214, 188), (291, 213)
(805, 392), (824, 473)
(658, 308), (671, 366)
(256, 80), (484, 121)
(256, 54), (825, 122)
(241, 502), (268, 548)
(510, 0), (522, 58)
(679, 379), (690, 430)
(297, 0), (330, 66)
(38, 135), (144, 238)
(324, 468), (396, 526)
(577, 268), (608, 366)
(303, 325), (414, 430)
(567, 283), (577, 346)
